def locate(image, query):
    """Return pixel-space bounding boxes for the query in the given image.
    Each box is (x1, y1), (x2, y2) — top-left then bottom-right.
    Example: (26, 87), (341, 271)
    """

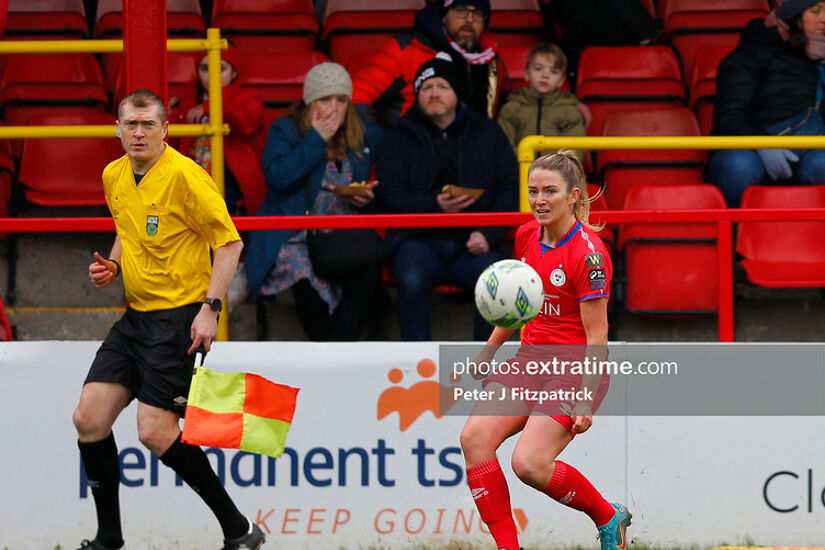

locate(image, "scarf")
(446, 29), (498, 65)
(766, 10), (825, 60)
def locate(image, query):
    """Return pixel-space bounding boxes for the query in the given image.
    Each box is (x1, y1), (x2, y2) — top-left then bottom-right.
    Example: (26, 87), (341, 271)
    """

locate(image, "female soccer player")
(459, 150), (630, 550)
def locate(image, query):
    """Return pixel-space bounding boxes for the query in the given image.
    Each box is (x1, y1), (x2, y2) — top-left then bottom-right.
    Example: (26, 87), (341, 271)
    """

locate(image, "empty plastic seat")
(238, 51), (328, 114)
(0, 53), (107, 122)
(498, 45), (531, 91)
(576, 46), (685, 135)
(4, 0), (88, 40)
(663, 0), (769, 83)
(598, 107), (706, 210)
(488, 0), (543, 48)
(94, 0), (205, 38)
(322, 0), (423, 64)
(211, 0), (318, 53)
(587, 182), (615, 254)
(112, 51), (198, 109)
(17, 113), (123, 207)
(619, 183), (727, 313)
(688, 44), (735, 136)
(736, 186), (825, 287)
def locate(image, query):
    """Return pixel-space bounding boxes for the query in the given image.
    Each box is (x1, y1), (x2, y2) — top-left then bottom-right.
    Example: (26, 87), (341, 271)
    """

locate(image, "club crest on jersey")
(585, 253), (603, 267)
(146, 215), (159, 236)
(550, 267), (566, 287)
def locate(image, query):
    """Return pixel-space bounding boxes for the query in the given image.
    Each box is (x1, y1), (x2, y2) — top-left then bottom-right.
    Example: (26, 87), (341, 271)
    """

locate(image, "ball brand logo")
(377, 359), (460, 431)
(515, 286), (532, 316)
(484, 271), (499, 299)
(763, 469), (825, 513)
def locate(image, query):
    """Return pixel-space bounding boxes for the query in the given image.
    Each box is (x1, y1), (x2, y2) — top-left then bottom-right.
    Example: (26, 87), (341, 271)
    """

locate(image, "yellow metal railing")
(0, 29), (233, 339)
(516, 135), (825, 211)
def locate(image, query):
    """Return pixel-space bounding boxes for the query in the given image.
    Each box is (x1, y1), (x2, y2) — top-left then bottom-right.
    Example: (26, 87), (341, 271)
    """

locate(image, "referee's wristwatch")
(204, 297), (222, 312)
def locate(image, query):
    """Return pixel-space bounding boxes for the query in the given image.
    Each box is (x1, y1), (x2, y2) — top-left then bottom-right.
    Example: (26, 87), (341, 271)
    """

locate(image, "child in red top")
(460, 151), (631, 550)
(170, 45), (266, 216)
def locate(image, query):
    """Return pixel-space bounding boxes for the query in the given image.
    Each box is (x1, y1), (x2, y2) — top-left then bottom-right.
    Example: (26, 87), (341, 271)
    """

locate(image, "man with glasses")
(352, 0), (501, 127)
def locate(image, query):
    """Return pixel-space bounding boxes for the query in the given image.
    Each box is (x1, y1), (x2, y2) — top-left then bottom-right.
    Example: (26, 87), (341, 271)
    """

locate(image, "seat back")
(5, 0), (88, 39)
(688, 45), (735, 135)
(238, 51), (328, 112)
(620, 183), (726, 313)
(737, 186), (825, 263)
(322, 0), (423, 64)
(211, 0), (318, 53)
(488, 0), (543, 48)
(663, 0), (769, 82)
(576, 46), (685, 135)
(598, 107), (706, 209)
(18, 113), (123, 207)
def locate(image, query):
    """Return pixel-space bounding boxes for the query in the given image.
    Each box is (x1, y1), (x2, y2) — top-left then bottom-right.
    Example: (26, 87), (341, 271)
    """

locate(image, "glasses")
(450, 4), (485, 22)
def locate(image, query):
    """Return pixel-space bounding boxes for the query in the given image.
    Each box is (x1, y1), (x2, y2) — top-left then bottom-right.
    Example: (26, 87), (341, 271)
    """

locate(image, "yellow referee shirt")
(103, 145), (241, 312)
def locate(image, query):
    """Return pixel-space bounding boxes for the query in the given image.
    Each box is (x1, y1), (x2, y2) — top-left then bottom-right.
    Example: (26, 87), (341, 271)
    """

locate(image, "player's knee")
(460, 423), (492, 463)
(72, 405), (104, 439)
(511, 450), (551, 488)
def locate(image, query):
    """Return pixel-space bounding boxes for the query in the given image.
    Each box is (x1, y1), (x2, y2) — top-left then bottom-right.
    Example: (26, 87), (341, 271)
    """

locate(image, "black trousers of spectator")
(290, 265), (383, 341)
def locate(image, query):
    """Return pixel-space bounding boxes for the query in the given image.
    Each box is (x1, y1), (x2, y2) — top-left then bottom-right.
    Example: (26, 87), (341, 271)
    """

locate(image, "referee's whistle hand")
(90, 252), (116, 288)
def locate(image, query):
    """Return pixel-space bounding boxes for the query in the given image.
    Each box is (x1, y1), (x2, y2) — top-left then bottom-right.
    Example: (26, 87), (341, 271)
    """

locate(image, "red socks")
(466, 458), (520, 550)
(541, 460), (615, 526)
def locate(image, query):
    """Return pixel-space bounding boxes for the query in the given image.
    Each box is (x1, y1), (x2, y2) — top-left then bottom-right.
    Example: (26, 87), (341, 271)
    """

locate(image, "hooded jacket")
(374, 103), (518, 250)
(713, 18), (823, 136)
(351, 1), (501, 126)
(497, 87), (586, 156)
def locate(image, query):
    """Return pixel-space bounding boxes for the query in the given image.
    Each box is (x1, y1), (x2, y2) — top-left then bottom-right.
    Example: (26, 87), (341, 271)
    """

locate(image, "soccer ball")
(474, 259), (545, 329)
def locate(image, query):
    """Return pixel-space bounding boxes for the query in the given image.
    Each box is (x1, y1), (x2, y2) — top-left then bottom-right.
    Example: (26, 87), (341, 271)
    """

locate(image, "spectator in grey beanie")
(710, 0), (825, 206)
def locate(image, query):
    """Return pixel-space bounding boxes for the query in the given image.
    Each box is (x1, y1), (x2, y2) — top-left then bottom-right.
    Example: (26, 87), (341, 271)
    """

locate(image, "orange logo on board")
(377, 358), (459, 431)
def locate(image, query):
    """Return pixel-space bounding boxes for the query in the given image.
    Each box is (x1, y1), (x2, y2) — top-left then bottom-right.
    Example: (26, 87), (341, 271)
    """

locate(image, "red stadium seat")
(488, 0), (543, 48)
(663, 0), (769, 83)
(598, 107), (706, 210)
(575, 46), (685, 136)
(17, 113), (123, 207)
(211, 0), (318, 54)
(112, 51), (198, 109)
(688, 45), (735, 136)
(94, 0), (205, 38)
(0, 151), (14, 239)
(321, 0), (423, 64)
(4, 0), (88, 40)
(0, 292), (12, 341)
(619, 183), (726, 313)
(587, 183), (614, 255)
(736, 186), (825, 288)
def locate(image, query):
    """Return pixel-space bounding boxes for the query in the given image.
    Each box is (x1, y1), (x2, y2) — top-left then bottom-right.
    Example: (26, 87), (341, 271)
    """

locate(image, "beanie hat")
(441, 0), (491, 21)
(303, 62), (352, 105)
(777, 0), (820, 21)
(413, 53), (467, 101)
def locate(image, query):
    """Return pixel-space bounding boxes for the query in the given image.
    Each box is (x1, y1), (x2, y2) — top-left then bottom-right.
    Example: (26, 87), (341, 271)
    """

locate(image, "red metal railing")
(3, 207), (824, 342)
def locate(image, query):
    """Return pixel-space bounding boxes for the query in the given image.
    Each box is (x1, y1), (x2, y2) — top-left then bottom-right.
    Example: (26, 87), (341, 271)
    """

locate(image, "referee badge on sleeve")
(146, 215), (159, 236)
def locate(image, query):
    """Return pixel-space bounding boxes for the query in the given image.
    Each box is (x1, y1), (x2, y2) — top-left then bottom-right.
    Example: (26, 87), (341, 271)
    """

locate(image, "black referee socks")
(78, 432), (124, 550)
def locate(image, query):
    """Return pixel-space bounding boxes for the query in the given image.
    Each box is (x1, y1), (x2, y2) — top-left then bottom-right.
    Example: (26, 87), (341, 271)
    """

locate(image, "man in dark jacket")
(375, 56), (518, 341)
(710, 2), (825, 207)
(351, 0), (501, 127)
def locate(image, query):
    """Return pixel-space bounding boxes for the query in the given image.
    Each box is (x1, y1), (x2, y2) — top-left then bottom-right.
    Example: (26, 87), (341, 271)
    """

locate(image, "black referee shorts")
(85, 302), (202, 414)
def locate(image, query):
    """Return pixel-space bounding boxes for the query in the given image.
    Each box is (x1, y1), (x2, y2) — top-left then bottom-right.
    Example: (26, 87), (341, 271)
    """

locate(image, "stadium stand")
(210, 0), (318, 53)
(736, 185), (825, 288)
(662, 0), (770, 83)
(487, 0), (543, 48)
(575, 45), (685, 136)
(619, 183), (727, 313)
(113, 50), (198, 109)
(598, 106), (706, 210)
(0, 52), (109, 157)
(687, 44), (735, 136)
(321, 0), (423, 65)
(4, 0), (88, 40)
(17, 112), (122, 207)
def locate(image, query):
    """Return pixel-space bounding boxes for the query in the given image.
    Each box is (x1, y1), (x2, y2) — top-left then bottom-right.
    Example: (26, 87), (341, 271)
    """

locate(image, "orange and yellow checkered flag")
(182, 367), (299, 458)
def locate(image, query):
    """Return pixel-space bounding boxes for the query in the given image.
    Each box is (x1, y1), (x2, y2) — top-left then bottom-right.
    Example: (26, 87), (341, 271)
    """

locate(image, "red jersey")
(517, 219), (612, 345)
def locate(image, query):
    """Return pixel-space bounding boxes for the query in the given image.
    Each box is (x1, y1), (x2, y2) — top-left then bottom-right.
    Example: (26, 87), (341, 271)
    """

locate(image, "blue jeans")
(708, 149), (825, 207)
(392, 236), (507, 341)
